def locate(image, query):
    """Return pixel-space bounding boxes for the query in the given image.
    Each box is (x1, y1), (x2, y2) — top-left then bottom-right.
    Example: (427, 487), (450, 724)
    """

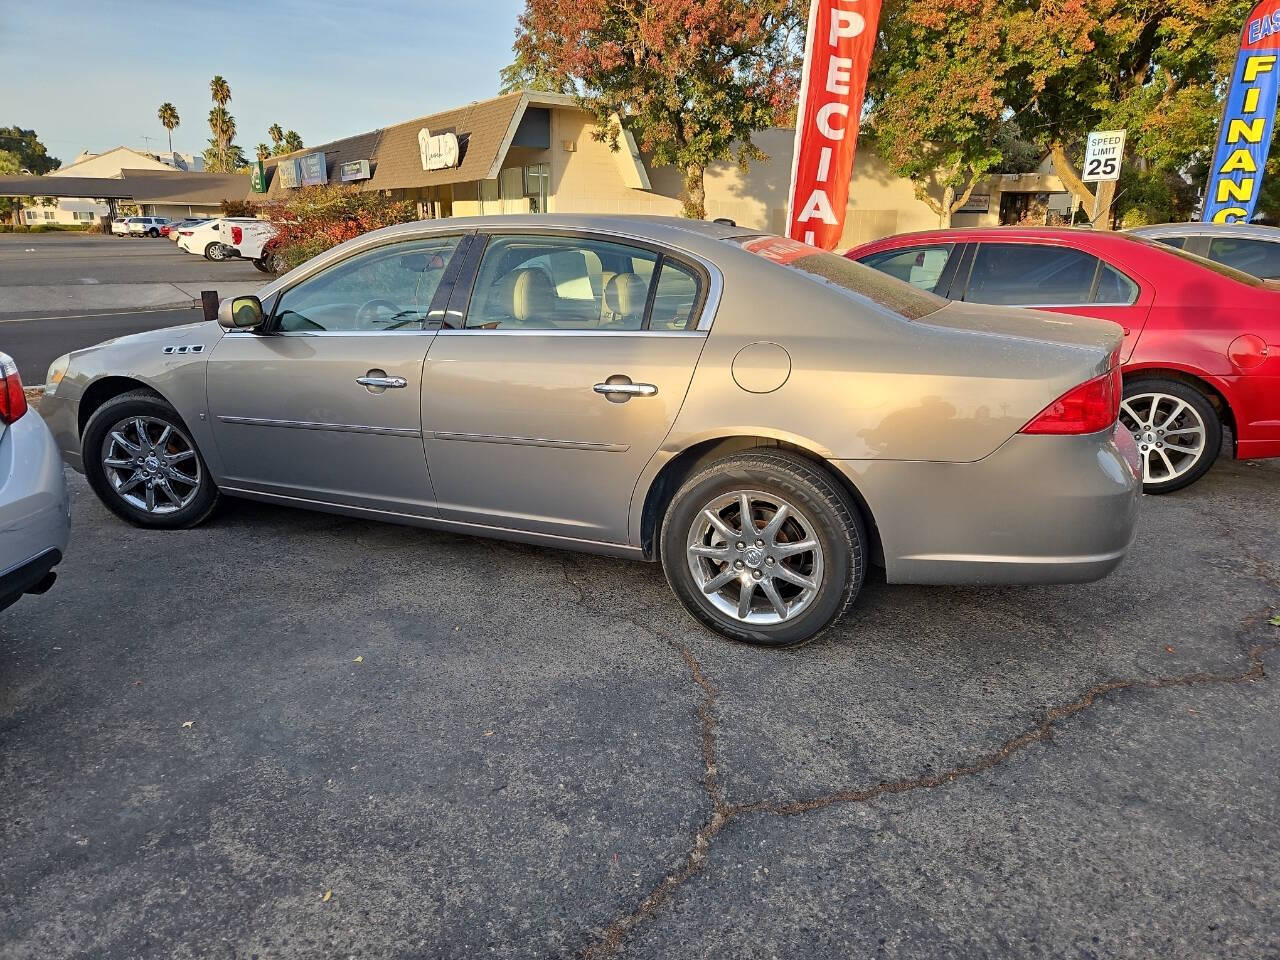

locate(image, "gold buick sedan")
(41, 216), (1141, 646)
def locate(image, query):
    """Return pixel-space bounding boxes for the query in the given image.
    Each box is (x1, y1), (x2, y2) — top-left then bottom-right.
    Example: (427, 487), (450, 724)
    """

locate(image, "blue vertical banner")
(1203, 0), (1280, 222)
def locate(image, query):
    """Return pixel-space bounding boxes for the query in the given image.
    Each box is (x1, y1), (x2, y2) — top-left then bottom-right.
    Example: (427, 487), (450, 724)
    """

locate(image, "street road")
(2, 455), (1278, 958)
(1, 307), (198, 383)
(0, 232), (260, 287)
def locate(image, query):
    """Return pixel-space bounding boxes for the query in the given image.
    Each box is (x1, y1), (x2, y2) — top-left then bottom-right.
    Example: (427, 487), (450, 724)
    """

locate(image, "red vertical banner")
(785, 0), (883, 250)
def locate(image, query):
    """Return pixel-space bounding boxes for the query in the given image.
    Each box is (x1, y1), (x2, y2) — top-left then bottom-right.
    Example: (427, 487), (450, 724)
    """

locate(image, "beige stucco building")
(257, 91), (1072, 248)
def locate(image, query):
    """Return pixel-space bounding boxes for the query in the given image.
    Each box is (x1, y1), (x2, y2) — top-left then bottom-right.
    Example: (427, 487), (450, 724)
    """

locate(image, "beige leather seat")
(489, 267), (555, 328)
(603, 272), (646, 328)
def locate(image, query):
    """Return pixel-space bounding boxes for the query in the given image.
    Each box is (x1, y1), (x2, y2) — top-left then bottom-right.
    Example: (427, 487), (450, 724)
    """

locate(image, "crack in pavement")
(559, 555), (1280, 959)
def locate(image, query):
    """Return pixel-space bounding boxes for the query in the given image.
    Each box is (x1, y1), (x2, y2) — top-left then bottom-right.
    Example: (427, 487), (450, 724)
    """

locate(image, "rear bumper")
(0, 548), (62, 611)
(837, 424), (1141, 585)
(0, 413), (71, 608)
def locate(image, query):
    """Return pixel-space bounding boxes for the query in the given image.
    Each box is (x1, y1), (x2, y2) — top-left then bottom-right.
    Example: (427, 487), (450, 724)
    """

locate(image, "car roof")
(850, 225), (1166, 254)
(1127, 222), (1280, 240)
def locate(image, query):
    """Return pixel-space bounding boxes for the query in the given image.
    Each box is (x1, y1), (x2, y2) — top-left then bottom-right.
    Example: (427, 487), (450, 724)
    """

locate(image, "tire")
(252, 256), (275, 274)
(204, 242), (226, 261)
(659, 449), (866, 647)
(1120, 378), (1222, 494)
(147, 228), (159, 238)
(82, 391), (220, 529)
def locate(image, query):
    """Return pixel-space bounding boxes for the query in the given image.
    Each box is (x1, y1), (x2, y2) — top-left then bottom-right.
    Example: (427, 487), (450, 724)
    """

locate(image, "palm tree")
(157, 102), (180, 152)
(268, 123), (284, 149)
(255, 143), (270, 162)
(283, 130), (303, 152)
(210, 75), (231, 108)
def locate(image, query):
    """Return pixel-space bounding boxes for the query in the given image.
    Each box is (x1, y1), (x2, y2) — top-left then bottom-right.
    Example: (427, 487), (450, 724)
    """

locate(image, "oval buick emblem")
(745, 547), (765, 567)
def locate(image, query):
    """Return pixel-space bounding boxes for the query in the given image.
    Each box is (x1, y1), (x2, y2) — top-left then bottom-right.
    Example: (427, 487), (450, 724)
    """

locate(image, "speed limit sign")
(1082, 130), (1126, 183)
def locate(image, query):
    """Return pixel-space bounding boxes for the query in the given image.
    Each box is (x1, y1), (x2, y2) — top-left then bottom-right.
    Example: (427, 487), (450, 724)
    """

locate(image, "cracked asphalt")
(2, 456), (1278, 959)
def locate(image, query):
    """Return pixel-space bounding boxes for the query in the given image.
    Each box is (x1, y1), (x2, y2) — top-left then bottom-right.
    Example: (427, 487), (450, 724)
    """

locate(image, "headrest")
(605, 272), (647, 316)
(503, 268), (555, 323)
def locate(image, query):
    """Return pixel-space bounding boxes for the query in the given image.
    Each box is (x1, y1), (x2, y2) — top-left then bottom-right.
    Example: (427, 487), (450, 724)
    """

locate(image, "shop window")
(478, 179), (500, 216)
(524, 163), (550, 213)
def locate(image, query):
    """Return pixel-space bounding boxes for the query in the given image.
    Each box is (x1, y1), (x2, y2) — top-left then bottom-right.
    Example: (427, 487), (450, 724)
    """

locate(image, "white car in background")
(110, 217), (131, 236)
(177, 218), (228, 260)
(218, 219), (280, 273)
(126, 216), (170, 238)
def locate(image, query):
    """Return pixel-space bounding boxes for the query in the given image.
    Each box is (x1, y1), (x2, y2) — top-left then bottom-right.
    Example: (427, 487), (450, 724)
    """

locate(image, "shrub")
(221, 198), (259, 217)
(260, 184), (418, 271)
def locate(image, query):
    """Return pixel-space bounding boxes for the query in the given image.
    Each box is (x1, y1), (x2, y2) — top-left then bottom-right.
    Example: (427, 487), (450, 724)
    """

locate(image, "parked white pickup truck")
(218, 219), (280, 273)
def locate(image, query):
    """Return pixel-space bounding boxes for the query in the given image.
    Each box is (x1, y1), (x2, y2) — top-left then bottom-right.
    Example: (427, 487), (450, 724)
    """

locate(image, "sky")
(0, 0), (527, 166)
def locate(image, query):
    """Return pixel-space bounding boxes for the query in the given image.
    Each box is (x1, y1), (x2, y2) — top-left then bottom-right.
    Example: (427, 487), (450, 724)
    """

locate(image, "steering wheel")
(354, 298), (402, 329)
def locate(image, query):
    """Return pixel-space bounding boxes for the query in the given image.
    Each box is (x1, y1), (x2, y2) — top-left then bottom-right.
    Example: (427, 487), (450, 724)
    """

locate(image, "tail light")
(180, 230), (193, 236)
(231, 226), (243, 245)
(0, 353), (29, 425)
(1020, 366), (1122, 435)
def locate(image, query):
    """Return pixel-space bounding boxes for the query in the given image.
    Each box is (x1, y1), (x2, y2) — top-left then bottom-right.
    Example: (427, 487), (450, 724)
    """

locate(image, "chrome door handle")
(593, 382), (658, 397)
(356, 376), (407, 388)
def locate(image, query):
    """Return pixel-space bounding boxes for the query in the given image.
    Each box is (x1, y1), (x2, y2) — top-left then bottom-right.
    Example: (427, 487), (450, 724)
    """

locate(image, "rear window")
(1128, 234), (1266, 287)
(730, 235), (945, 320)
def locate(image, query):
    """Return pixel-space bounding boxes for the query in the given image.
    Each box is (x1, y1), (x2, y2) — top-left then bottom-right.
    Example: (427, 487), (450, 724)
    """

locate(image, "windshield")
(729, 235), (945, 320)
(1126, 234), (1266, 288)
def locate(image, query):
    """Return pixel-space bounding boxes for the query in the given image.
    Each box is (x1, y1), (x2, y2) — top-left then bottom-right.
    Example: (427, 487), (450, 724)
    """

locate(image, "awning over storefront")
(0, 169), (252, 204)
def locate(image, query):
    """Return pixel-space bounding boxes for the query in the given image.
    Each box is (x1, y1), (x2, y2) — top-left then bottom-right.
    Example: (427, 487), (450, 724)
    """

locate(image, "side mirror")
(217, 295), (264, 330)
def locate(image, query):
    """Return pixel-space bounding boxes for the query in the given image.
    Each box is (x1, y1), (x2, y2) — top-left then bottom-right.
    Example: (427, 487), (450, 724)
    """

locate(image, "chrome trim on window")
(431, 431), (629, 453)
(217, 415), (421, 438)
(432, 328), (704, 338)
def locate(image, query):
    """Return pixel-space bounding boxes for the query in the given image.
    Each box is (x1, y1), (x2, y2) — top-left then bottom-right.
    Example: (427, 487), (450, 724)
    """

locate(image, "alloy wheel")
(685, 490), (824, 625)
(1119, 392), (1207, 485)
(100, 416), (202, 514)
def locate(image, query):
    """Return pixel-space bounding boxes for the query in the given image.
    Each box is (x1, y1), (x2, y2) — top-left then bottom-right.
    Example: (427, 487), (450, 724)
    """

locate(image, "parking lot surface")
(2, 455), (1277, 958)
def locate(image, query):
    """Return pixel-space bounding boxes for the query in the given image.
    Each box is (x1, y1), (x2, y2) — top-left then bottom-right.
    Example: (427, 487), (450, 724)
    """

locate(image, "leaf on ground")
(353, 656), (363, 663)
(322, 889), (332, 902)
(182, 720), (194, 728)
(1268, 614), (1280, 626)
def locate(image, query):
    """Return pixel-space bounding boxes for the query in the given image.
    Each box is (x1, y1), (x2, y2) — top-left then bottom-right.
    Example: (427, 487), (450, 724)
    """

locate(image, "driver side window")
(273, 235), (462, 333)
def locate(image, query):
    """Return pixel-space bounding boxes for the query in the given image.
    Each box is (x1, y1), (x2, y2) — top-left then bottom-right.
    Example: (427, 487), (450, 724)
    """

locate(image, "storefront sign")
(1082, 130), (1126, 182)
(276, 158), (300, 189)
(419, 128), (460, 171)
(339, 159), (371, 182)
(958, 194), (990, 213)
(1203, 0), (1280, 223)
(299, 152), (328, 187)
(250, 160), (267, 194)
(786, 0), (883, 249)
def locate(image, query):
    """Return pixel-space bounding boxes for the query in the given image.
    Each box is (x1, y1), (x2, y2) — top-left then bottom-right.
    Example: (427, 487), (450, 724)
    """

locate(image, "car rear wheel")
(83, 391), (219, 529)
(660, 449), (865, 647)
(1120, 379), (1222, 493)
(204, 242), (226, 261)
(147, 228), (159, 238)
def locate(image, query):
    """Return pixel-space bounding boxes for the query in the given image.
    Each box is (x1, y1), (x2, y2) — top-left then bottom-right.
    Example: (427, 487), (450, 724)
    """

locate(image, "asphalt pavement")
(0, 232), (261, 288)
(2, 455), (1277, 958)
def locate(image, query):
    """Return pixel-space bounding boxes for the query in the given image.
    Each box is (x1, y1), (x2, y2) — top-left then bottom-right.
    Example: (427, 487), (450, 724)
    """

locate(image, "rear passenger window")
(1207, 237), (1280, 279)
(1094, 263), (1139, 303)
(965, 244), (1099, 305)
(857, 244), (956, 293)
(650, 260), (700, 330)
(1154, 236), (1187, 249)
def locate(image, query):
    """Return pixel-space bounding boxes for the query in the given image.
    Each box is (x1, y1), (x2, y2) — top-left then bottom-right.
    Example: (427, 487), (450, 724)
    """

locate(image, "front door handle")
(593, 382), (658, 397)
(356, 375), (407, 389)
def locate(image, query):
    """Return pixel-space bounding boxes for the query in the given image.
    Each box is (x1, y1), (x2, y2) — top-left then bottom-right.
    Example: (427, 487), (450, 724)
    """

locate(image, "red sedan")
(846, 228), (1280, 492)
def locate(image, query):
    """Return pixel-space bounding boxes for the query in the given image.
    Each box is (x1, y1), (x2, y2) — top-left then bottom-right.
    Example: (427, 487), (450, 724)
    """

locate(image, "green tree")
(0, 127), (59, 174)
(210, 75), (231, 108)
(255, 142), (271, 162)
(282, 130), (303, 153)
(498, 46), (574, 95)
(157, 102), (180, 152)
(0, 149), (22, 222)
(515, 0), (807, 218)
(268, 123), (284, 152)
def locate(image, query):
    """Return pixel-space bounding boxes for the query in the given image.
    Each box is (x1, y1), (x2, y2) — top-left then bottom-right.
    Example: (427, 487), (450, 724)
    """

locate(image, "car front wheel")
(1120, 378), (1222, 493)
(204, 242), (226, 261)
(83, 391), (219, 529)
(147, 228), (159, 238)
(660, 449), (866, 647)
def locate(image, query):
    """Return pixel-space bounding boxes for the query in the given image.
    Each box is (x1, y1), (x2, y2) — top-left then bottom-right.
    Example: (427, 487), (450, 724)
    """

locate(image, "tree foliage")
(157, 102), (180, 152)
(203, 77), (246, 172)
(514, 0), (807, 217)
(260, 183), (417, 271)
(0, 127), (59, 174)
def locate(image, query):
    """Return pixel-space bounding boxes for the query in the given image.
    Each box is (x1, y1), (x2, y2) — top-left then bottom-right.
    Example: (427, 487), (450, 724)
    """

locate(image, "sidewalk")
(0, 280), (266, 317)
